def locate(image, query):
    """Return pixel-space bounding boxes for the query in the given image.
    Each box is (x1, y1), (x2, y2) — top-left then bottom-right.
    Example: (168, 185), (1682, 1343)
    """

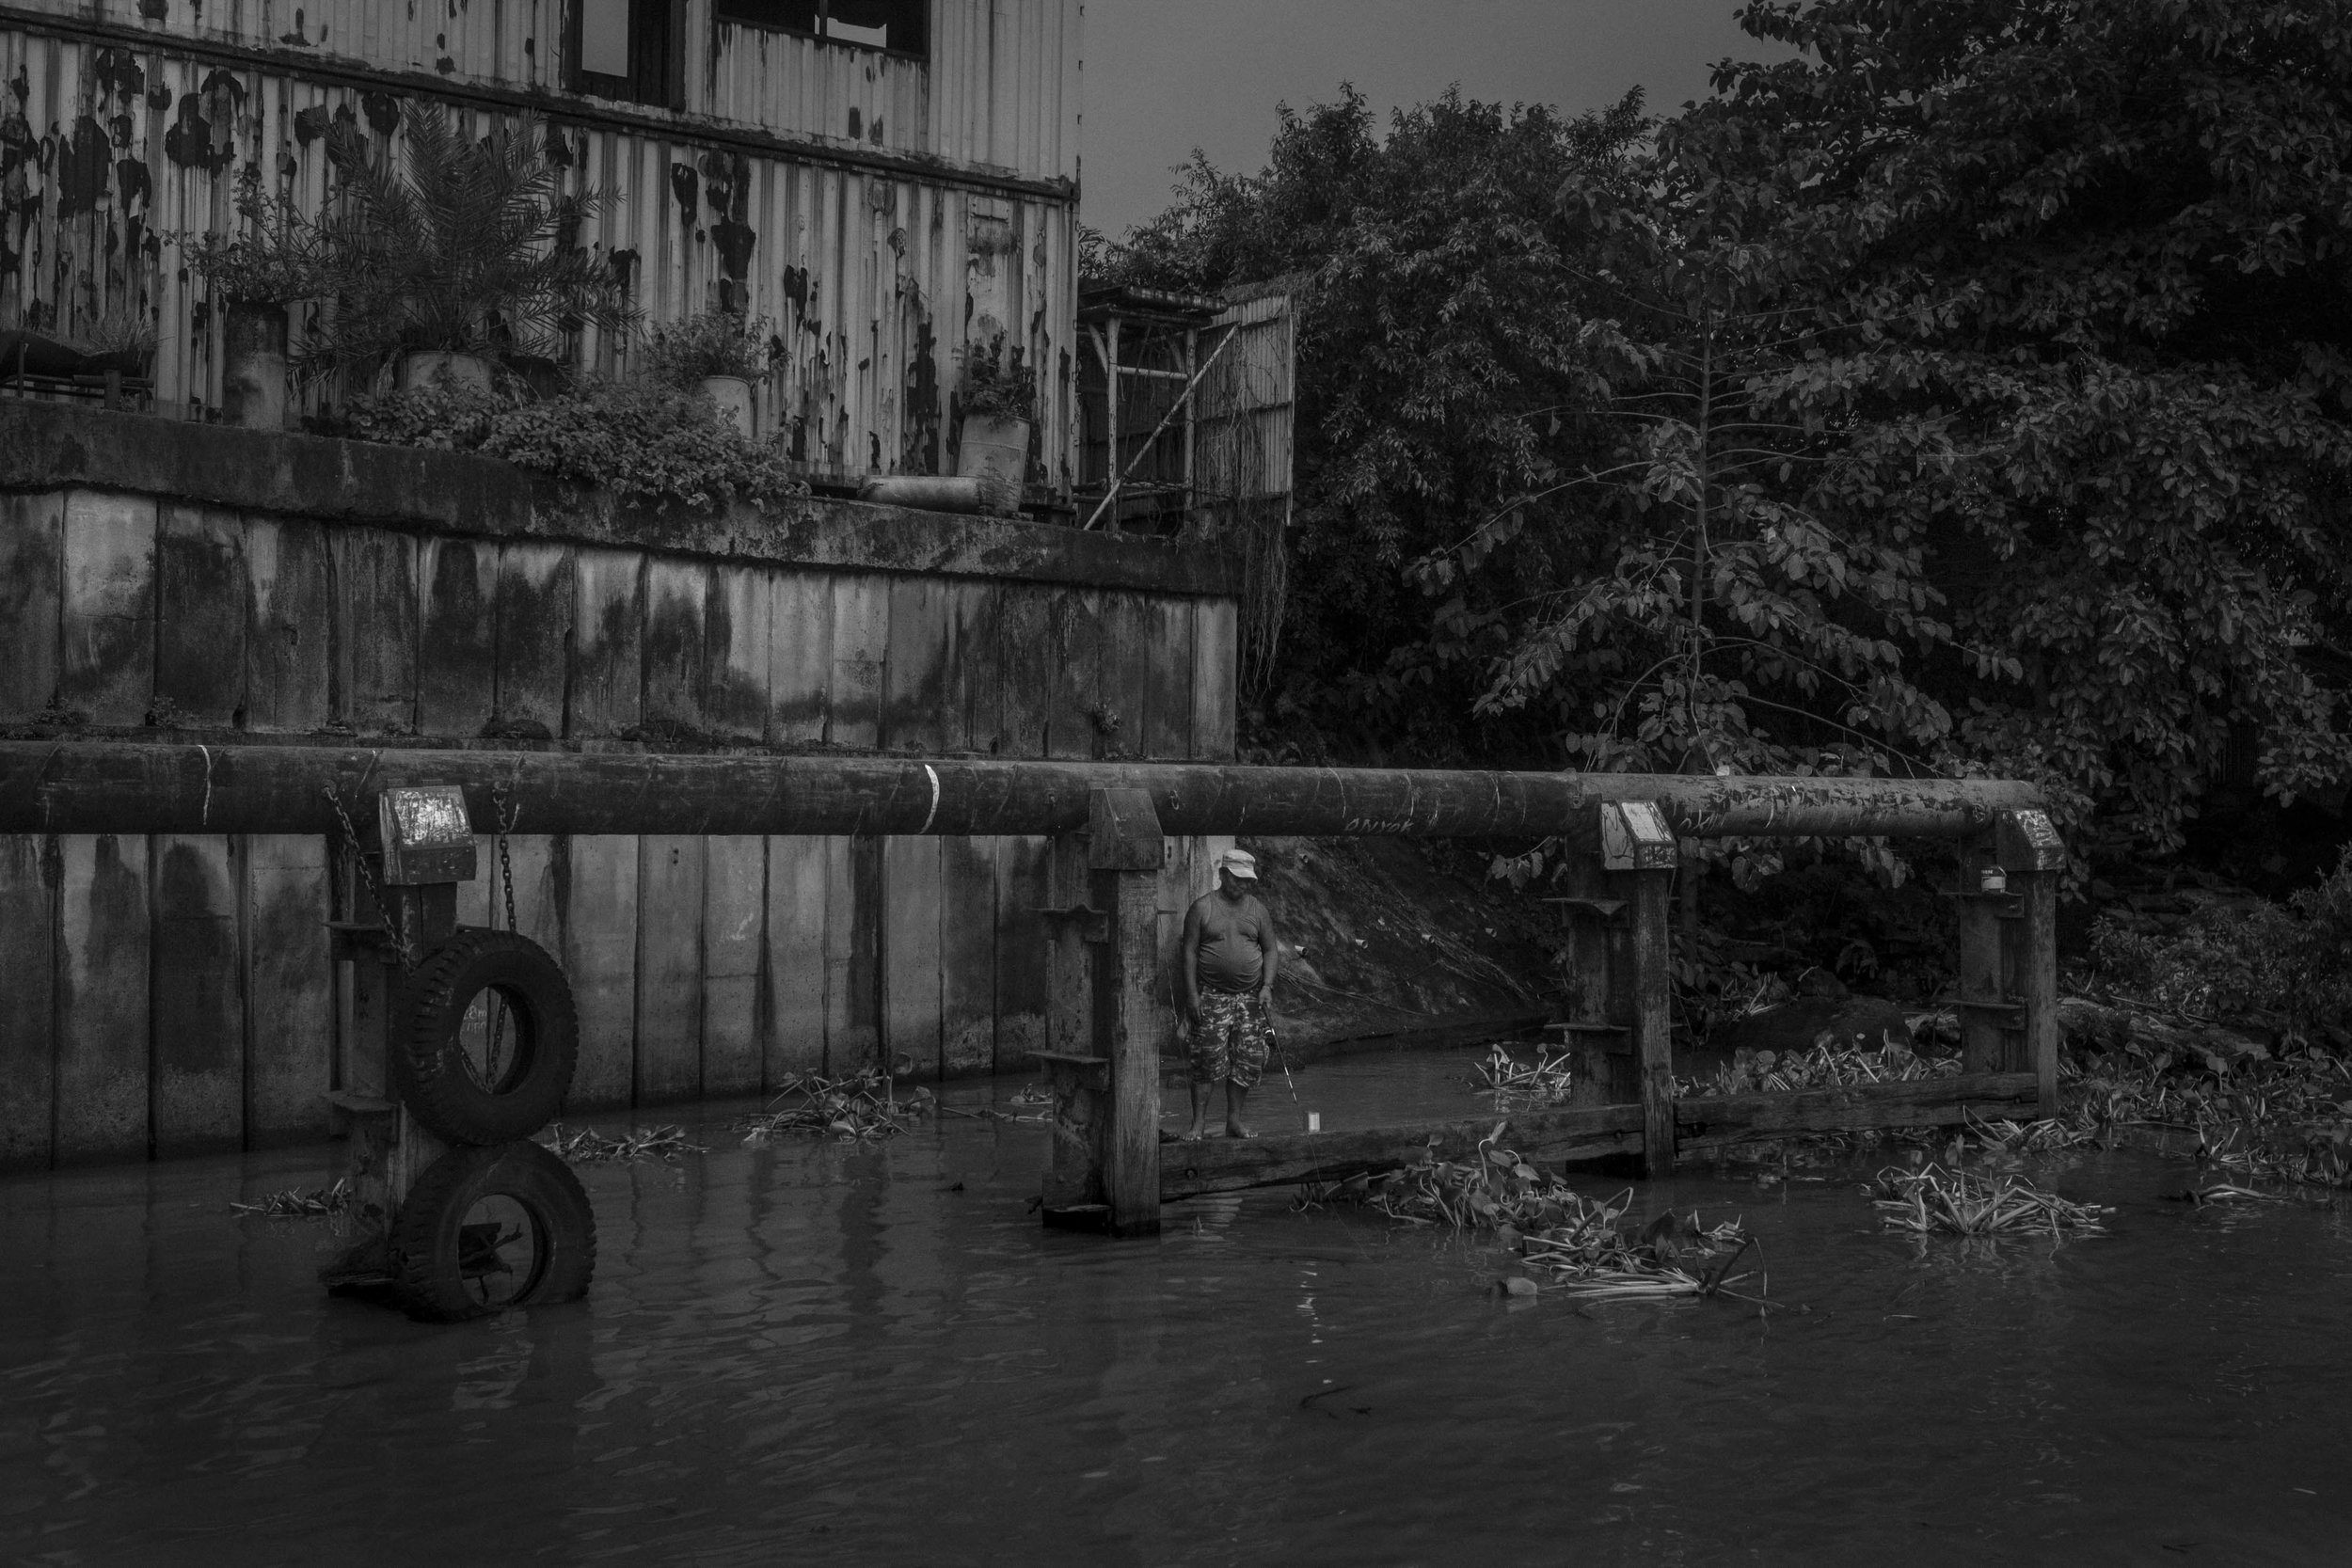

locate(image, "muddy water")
(4, 1052), (2351, 1567)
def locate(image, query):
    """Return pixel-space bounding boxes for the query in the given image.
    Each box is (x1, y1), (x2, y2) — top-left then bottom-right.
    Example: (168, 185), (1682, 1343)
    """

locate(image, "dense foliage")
(641, 307), (777, 384)
(1094, 1), (2352, 868)
(327, 380), (807, 511)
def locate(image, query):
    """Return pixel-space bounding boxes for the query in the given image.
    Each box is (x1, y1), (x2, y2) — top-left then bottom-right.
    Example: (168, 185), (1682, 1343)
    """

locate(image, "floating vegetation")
(1302, 1121), (1763, 1305)
(230, 1180), (354, 1218)
(543, 1123), (706, 1163)
(1967, 1112), (2099, 1153)
(1868, 1164), (2110, 1236)
(2169, 1181), (2278, 1206)
(2064, 1019), (2352, 1190)
(737, 1071), (934, 1143)
(1679, 1040), (1963, 1098)
(1471, 1044), (1576, 1112)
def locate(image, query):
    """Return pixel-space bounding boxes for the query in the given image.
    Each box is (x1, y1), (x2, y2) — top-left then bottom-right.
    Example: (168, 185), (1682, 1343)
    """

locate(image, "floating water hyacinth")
(1678, 1040), (1962, 1098)
(543, 1123), (706, 1163)
(1868, 1164), (2110, 1236)
(1470, 1044), (1577, 1112)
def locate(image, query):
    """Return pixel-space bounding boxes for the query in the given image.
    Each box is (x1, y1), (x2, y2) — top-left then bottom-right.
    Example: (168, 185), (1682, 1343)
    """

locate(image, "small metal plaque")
(376, 785), (478, 885)
(1598, 800), (1677, 871)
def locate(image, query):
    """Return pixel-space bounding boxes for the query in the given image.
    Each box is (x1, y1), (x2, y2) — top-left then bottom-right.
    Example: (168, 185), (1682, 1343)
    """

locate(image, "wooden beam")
(1629, 864), (1677, 1177)
(1159, 1072), (2042, 1199)
(0, 741), (2044, 843)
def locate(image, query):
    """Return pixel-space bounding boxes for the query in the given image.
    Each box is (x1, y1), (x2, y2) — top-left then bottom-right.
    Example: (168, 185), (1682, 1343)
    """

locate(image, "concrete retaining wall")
(0, 404), (1237, 1167)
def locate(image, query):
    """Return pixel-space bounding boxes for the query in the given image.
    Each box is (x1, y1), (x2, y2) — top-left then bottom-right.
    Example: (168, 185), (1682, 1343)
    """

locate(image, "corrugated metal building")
(0, 0), (1081, 489)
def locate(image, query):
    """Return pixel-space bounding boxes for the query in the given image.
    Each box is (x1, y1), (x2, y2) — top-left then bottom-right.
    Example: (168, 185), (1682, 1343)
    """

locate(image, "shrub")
(641, 308), (775, 384)
(183, 166), (326, 306)
(328, 379), (807, 511)
(959, 332), (1035, 420)
(2088, 849), (2352, 1038)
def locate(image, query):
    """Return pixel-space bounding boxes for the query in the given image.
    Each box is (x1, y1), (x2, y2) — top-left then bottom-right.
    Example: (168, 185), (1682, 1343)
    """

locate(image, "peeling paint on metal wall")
(0, 14), (1077, 489)
(6, 0), (1079, 182)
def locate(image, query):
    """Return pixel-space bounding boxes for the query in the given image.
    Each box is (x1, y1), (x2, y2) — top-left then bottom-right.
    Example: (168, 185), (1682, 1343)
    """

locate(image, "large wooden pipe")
(0, 741), (2039, 840)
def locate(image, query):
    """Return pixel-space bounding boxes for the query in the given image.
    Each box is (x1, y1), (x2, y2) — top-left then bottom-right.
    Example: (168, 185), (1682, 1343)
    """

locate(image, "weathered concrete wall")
(0, 404), (1236, 1168)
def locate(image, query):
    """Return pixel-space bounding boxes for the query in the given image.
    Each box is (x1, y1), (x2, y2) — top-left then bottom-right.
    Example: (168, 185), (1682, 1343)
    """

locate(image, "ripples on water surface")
(3, 1051), (2350, 1566)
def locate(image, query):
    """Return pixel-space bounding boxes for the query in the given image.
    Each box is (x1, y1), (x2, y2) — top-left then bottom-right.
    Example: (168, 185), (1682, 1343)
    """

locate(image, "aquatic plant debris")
(230, 1180), (354, 1218)
(1677, 1039), (1961, 1098)
(1301, 1120), (1762, 1304)
(543, 1123), (706, 1163)
(1868, 1164), (2110, 1236)
(736, 1071), (934, 1143)
(1472, 1044), (1576, 1112)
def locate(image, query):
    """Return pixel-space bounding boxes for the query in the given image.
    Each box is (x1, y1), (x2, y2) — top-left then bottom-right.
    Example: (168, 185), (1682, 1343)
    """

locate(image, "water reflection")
(1, 1054), (2349, 1565)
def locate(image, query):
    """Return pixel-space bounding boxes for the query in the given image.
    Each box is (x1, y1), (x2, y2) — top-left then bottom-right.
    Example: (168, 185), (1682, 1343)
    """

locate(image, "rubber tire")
(395, 927), (579, 1146)
(389, 1140), (596, 1322)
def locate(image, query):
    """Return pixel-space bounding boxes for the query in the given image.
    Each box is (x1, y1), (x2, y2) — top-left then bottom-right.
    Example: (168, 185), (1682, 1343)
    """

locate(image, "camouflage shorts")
(1188, 989), (1270, 1089)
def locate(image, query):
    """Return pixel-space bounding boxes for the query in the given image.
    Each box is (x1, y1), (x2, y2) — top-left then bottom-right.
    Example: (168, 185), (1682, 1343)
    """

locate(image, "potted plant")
(956, 332), (1035, 510)
(183, 167), (326, 427)
(641, 307), (776, 434)
(301, 109), (636, 391)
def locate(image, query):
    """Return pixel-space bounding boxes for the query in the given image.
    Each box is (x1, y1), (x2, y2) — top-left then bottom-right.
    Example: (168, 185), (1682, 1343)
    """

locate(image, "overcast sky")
(1078, 0), (1788, 237)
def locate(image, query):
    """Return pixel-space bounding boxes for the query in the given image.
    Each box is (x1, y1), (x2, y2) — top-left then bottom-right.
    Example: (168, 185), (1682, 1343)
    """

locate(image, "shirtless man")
(1178, 847), (1280, 1139)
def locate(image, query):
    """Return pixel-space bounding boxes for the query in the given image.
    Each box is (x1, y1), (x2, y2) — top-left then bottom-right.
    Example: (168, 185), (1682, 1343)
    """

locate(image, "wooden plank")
(826, 574), (889, 748)
(1162, 1073), (2042, 1198)
(950, 579), (1004, 754)
(882, 834), (944, 1077)
(334, 528), (419, 735)
(883, 576), (952, 752)
(1044, 832), (1092, 1056)
(0, 491), (62, 721)
(241, 516), (331, 732)
(993, 832), (1050, 1070)
(1104, 863), (1162, 1235)
(244, 832), (333, 1147)
(767, 571), (833, 744)
(939, 833), (996, 1076)
(151, 504), (245, 727)
(633, 835), (706, 1103)
(702, 835), (767, 1098)
(642, 559), (707, 741)
(560, 835), (639, 1112)
(149, 834), (245, 1156)
(54, 833), (151, 1163)
(1045, 590), (1102, 760)
(568, 547), (644, 739)
(0, 834), (56, 1171)
(762, 834), (830, 1084)
(1956, 894), (2007, 1075)
(1630, 865), (1676, 1176)
(1190, 596), (1238, 759)
(2019, 870), (2061, 1117)
(492, 543), (574, 739)
(1095, 592), (1152, 760)
(825, 833), (882, 1073)
(58, 490), (155, 726)
(994, 584), (1056, 758)
(1141, 596), (1193, 760)
(703, 565), (771, 743)
(416, 536), (499, 738)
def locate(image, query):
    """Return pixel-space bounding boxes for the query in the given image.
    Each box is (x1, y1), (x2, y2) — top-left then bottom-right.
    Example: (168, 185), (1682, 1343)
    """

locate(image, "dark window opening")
(570, 0), (683, 106)
(715, 0), (928, 57)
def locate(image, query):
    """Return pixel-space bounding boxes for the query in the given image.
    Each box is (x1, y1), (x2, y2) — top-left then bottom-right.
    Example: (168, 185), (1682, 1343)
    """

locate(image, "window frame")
(565, 0), (687, 108)
(712, 0), (930, 63)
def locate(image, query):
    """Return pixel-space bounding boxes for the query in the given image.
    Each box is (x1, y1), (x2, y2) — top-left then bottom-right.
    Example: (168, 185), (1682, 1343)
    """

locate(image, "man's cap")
(1217, 848), (1258, 879)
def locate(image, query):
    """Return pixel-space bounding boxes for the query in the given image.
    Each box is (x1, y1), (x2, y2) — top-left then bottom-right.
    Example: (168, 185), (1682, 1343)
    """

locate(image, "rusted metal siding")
(4, 0), (1080, 182)
(0, 9), (1078, 486)
(1194, 286), (1295, 515)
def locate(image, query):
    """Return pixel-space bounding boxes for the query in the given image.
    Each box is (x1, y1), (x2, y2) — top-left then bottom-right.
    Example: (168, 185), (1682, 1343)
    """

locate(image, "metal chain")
(491, 783), (519, 934)
(323, 784), (415, 973)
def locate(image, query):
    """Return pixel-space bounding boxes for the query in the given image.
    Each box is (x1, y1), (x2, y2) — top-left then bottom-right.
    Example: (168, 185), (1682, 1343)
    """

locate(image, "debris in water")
(543, 1123), (706, 1163)
(1679, 1040), (1961, 1097)
(230, 1180), (354, 1218)
(1868, 1164), (2110, 1236)
(1968, 1113), (2098, 1152)
(1471, 1044), (1576, 1112)
(736, 1071), (934, 1142)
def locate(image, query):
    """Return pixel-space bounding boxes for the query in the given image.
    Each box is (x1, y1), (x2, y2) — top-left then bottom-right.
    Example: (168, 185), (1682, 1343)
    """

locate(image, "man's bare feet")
(1180, 1128), (1207, 1142)
(1224, 1124), (1256, 1139)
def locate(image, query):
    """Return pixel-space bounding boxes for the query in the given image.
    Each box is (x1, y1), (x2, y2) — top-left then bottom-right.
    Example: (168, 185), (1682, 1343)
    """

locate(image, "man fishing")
(1178, 847), (1280, 1140)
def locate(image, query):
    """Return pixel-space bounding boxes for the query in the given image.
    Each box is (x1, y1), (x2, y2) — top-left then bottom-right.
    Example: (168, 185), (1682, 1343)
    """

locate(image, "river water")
(4, 1051), (2350, 1567)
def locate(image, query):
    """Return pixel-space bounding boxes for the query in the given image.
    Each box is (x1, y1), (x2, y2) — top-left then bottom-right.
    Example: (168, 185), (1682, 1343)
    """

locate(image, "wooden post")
(1954, 832), (2010, 1075)
(1547, 851), (1632, 1108)
(1601, 802), (1677, 1177)
(1999, 810), (2067, 1118)
(1090, 788), (1165, 1238)
(1035, 1051), (1109, 1215)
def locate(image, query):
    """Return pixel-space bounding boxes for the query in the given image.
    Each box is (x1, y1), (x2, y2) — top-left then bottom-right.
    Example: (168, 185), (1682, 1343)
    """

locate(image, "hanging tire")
(389, 1140), (596, 1322)
(395, 927), (578, 1146)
